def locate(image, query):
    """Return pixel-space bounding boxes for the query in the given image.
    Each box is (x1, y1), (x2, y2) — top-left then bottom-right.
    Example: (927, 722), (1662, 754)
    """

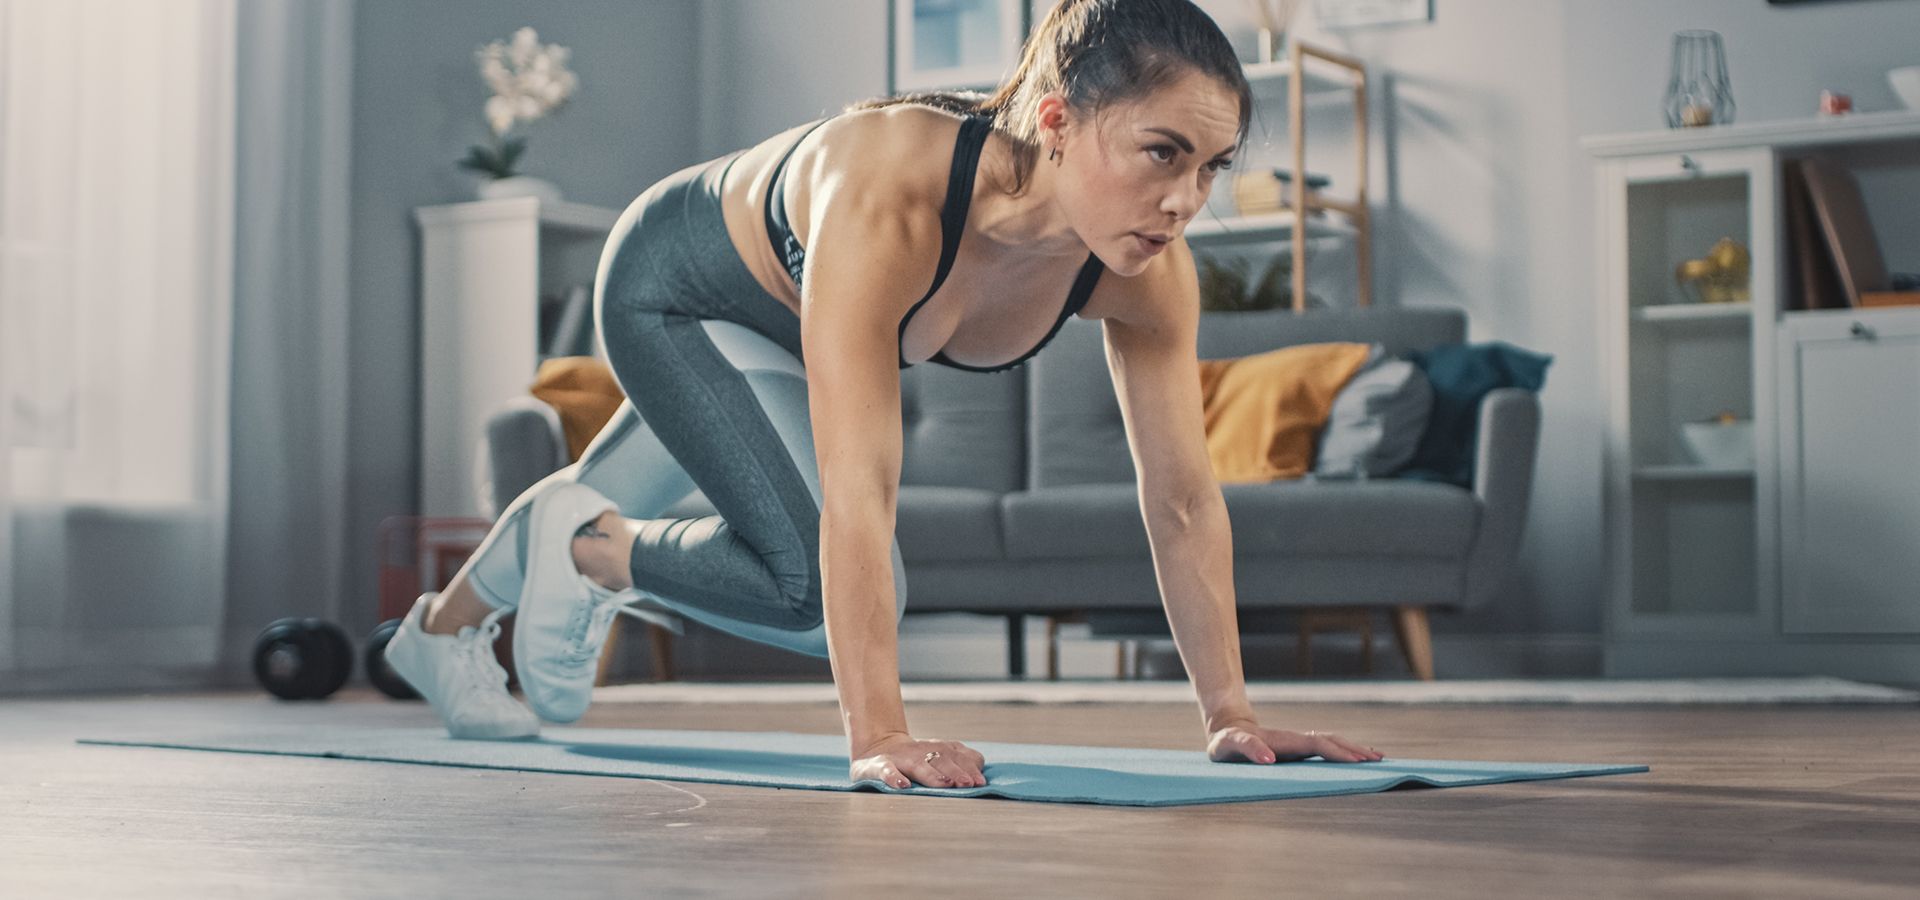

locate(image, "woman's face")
(1050, 69), (1242, 277)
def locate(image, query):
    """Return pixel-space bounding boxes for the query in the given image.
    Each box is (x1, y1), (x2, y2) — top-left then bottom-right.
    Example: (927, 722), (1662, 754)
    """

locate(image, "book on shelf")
(1781, 159), (1848, 312)
(1795, 156), (1920, 309)
(542, 282), (594, 358)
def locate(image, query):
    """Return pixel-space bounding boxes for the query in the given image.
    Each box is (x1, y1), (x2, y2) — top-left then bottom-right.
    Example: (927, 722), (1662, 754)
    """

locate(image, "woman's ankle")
(572, 511), (636, 592)
(422, 583), (495, 636)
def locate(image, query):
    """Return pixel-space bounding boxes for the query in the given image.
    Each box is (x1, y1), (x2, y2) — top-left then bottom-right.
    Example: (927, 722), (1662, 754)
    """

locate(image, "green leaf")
(1248, 253), (1294, 311)
(1195, 253), (1252, 312)
(497, 136), (528, 171)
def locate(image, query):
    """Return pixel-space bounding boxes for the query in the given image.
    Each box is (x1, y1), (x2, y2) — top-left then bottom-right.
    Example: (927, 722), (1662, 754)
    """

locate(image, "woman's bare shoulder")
(789, 106), (973, 317)
(804, 104), (969, 209)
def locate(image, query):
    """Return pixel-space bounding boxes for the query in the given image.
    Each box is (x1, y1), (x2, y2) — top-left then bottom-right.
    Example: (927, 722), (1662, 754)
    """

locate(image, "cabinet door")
(1777, 311), (1920, 634)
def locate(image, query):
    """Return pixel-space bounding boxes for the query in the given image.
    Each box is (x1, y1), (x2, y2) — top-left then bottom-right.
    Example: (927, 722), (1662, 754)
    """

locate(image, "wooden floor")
(3, 683), (1918, 898)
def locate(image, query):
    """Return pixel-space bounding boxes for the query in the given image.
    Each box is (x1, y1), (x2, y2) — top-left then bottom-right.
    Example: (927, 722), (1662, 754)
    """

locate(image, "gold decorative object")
(1674, 236), (1750, 304)
(1232, 171), (1285, 215)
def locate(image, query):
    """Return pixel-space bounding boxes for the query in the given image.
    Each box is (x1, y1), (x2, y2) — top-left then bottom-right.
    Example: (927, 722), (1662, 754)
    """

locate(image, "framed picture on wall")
(888, 0), (1032, 94)
(1313, 0), (1432, 28)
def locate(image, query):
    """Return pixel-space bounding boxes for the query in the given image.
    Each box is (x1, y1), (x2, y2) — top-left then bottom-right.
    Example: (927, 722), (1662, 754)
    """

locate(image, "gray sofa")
(484, 305), (1541, 681)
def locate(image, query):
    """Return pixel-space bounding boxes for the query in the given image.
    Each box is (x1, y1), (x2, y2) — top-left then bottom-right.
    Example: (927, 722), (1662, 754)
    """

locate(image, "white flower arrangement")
(458, 27), (579, 180)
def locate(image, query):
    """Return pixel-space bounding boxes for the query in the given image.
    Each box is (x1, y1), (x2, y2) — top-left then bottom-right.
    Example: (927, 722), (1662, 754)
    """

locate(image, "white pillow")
(1313, 345), (1433, 479)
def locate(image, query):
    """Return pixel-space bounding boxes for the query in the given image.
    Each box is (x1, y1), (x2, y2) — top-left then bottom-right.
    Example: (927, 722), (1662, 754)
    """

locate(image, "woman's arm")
(1099, 241), (1384, 764)
(797, 128), (987, 787)
(803, 201), (916, 753)
(1098, 241), (1257, 734)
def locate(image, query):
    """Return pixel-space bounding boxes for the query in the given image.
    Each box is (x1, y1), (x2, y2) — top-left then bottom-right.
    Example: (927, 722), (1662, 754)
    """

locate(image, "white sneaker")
(510, 479), (629, 717)
(513, 480), (680, 723)
(383, 592), (540, 740)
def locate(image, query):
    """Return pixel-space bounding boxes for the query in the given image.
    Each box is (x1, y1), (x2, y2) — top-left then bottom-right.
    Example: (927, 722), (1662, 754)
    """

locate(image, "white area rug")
(595, 676), (1919, 705)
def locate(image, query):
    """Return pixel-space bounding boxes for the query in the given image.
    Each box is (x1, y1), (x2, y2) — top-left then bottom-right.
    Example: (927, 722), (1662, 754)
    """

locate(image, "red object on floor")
(375, 515), (517, 681)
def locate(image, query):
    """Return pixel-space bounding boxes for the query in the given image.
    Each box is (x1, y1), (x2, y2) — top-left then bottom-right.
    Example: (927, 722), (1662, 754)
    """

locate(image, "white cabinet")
(1583, 111), (1920, 679)
(1593, 146), (1777, 641)
(1776, 308), (1920, 635)
(413, 197), (619, 517)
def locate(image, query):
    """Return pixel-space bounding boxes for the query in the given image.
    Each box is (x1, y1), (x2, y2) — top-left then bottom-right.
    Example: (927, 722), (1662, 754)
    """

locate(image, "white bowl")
(1891, 66), (1920, 111)
(1680, 419), (1754, 469)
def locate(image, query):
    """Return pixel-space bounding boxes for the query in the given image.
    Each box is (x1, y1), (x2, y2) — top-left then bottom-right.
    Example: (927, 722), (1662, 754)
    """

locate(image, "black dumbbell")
(252, 618), (354, 700)
(363, 618), (421, 701)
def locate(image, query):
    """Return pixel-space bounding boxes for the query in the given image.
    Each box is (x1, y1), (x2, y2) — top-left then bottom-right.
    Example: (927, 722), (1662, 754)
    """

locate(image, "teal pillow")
(1400, 342), (1551, 488)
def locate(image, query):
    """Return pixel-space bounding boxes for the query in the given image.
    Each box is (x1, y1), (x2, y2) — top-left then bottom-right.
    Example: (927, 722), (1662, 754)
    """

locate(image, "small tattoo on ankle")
(575, 521), (609, 540)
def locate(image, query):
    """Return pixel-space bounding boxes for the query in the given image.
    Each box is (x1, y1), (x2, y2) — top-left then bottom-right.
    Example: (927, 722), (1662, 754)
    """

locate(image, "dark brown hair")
(851, 0), (1253, 197)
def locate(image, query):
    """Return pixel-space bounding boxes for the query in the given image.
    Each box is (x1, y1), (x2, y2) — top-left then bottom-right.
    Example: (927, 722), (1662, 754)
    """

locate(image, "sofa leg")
(1007, 614), (1026, 680)
(1297, 607), (1375, 678)
(1296, 620), (1313, 678)
(647, 622), (675, 682)
(595, 618), (623, 687)
(1046, 617), (1060, 681)
(1390, 605), (1435, 681)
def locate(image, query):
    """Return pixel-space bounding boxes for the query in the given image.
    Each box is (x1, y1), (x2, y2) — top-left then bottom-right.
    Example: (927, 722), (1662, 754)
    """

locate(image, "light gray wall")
(1324, 0), (1919, 638)
(687, 0), (1920, 660)
(340, 0), (1918, 675)
(694, 0), (889, 158)
(347, 0), (700, 637)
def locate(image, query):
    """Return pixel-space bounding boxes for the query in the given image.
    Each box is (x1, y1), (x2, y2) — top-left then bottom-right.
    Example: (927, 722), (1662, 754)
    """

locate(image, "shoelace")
(557, 587), (683, 667)
(453, 607), (513, 699)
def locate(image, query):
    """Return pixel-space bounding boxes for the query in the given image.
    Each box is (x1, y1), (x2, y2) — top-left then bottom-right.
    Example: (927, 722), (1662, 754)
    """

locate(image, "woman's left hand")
(1207, 721), (1384, 764)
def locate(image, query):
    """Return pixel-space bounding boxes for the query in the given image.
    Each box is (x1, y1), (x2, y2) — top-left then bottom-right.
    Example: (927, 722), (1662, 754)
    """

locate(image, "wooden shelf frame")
(1285, 41), (1369, 310)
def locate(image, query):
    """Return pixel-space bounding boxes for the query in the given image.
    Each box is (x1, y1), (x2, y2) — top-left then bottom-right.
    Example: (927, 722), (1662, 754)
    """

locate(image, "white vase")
(477, 174), (563, 204)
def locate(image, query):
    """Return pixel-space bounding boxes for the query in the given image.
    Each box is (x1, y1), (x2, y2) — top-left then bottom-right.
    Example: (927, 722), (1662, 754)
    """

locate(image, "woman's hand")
(1207, 721), (1384, 764)
(850, 733), (988, 789)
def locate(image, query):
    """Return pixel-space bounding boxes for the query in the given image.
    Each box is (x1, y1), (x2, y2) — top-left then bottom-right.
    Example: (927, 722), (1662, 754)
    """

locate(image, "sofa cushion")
(1029, 308), (1469, 489)
(1001, 480), (1477, 561)
(1314, 347), (1434, 479)
(1199, 341), (1373, 483)
(529, 356), (625, 463)
(1403, 341), (1552, 487)
(661, 486), (1003, 564)
(897, 486), (1003, 562)
(899, 364), (1027, 492)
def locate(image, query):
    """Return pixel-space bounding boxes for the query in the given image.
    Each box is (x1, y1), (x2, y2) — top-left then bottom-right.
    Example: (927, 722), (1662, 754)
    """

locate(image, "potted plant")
(1196, 251), (1320, 312)
(459, 27), (578, 203)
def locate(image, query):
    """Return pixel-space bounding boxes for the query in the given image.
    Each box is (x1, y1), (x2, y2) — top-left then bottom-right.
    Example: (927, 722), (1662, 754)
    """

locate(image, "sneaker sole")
(514, 482), (612, 723)
(385, 601), (540, 740)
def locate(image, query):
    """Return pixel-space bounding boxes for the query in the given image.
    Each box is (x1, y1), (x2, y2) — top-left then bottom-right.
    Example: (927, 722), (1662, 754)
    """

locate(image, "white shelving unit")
(413, 196), (620, 517)
(1583, 111), (1920, 681)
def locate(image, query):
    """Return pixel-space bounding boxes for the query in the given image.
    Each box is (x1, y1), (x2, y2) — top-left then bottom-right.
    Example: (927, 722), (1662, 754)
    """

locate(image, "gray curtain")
(220, 0), (356, 679)
(2, 0), (237, 692)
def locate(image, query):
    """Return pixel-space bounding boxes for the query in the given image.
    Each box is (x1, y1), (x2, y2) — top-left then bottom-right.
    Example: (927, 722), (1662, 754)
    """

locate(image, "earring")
(1048, 146), (1058, 162)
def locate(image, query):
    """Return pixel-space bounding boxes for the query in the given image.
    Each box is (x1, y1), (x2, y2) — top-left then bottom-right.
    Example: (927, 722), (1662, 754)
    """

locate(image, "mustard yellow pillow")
(529, 356), (627, 463)
(1197, 342), (1374, 483)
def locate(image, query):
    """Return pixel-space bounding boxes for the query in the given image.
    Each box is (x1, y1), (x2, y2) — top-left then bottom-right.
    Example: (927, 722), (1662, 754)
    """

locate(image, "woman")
(385, 0), (1385, 790)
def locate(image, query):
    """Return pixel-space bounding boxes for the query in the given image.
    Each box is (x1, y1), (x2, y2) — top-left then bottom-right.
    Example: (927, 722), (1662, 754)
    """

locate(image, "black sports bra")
(763, 113), (1105, 374)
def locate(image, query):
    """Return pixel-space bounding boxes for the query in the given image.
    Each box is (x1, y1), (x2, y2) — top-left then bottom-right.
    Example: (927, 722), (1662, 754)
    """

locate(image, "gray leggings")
(460, 152), (907, 658)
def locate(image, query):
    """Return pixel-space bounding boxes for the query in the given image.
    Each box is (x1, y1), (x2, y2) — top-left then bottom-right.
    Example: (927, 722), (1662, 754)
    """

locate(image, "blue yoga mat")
(79, 726), (1648, 807)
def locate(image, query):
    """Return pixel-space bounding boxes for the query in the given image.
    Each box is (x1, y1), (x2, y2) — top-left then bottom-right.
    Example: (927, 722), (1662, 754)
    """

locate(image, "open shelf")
(1633, 465), (1755, 481)
(412, 196), (620, 235)
(1185, 210), (1358, 247)
(1632, 302), (1751, 323)
(1628, 477), (1759, 617)
(1242, 58), (1360, 102)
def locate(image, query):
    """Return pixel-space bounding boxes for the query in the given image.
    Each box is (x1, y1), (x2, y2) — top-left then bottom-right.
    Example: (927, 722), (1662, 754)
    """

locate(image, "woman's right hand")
(850, 733), (987, 789)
